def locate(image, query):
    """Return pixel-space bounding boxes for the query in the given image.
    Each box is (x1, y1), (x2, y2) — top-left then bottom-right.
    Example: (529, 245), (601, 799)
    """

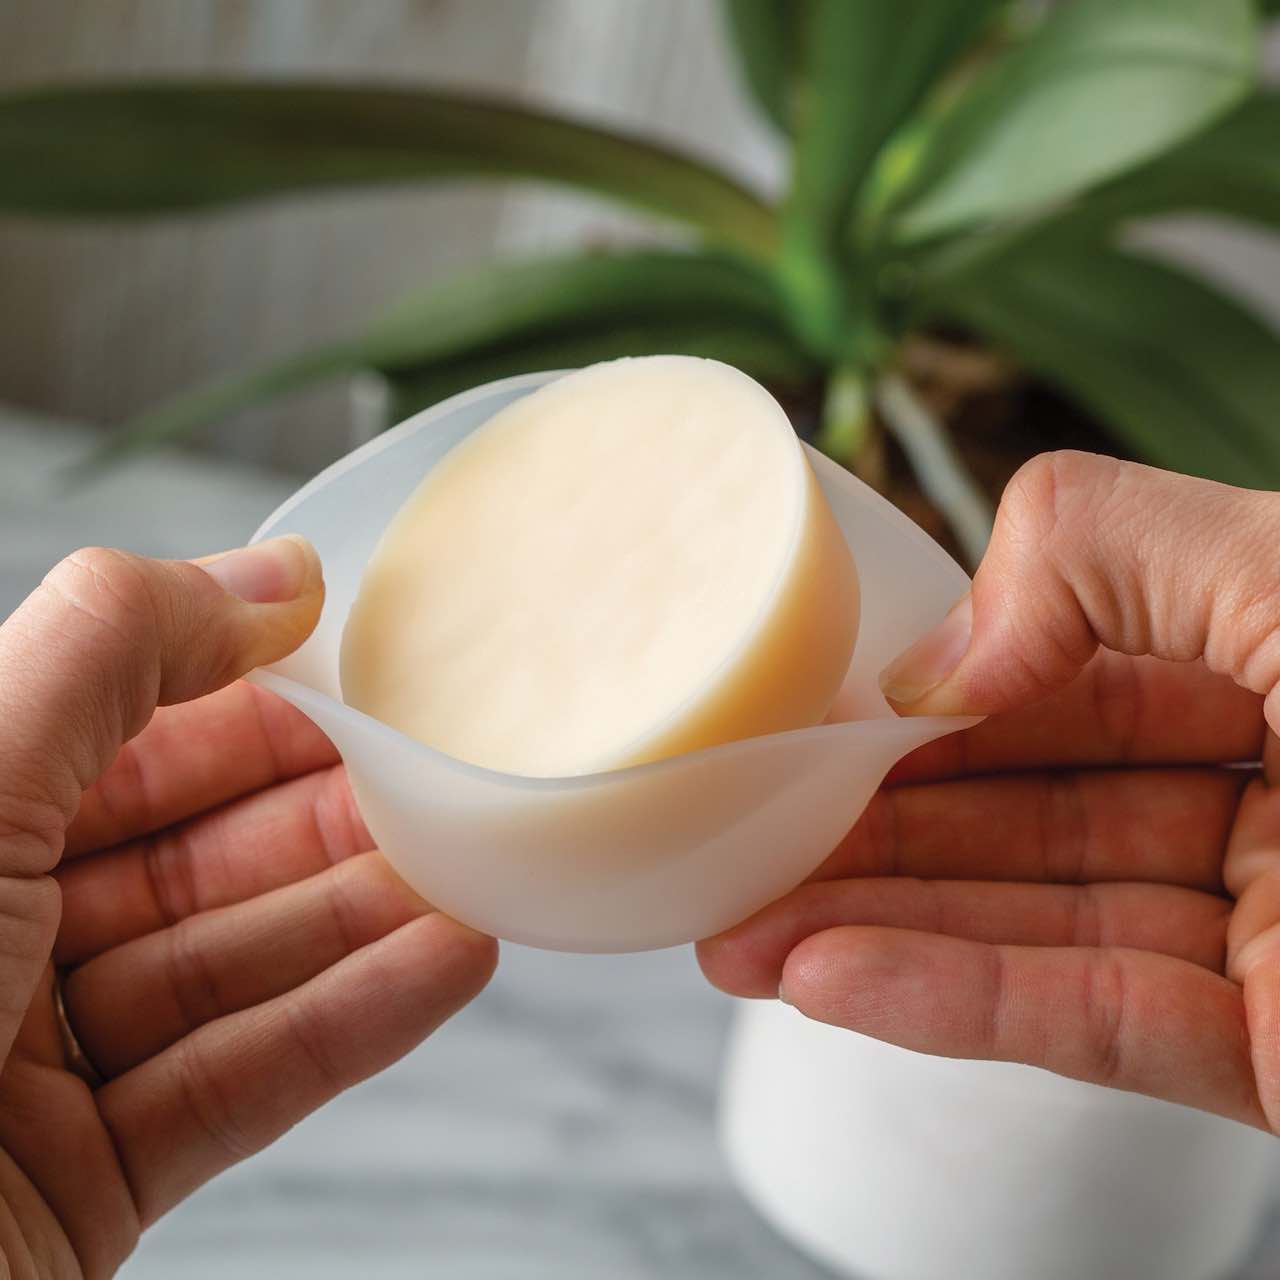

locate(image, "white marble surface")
(3, 409), (1280, 1278)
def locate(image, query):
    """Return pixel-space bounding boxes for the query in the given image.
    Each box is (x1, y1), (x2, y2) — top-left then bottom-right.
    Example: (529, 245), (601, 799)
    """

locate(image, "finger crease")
(166, 920), (224, 1030)
(323, 863), (365, 956)
(982, 947), (1012, 1061)
(95, 742), (154, 844)
(175, 1036), (259, 1164)
(141, 829), (199, 927)
(284, 999), (346, 1095)
(1044, 774), (1089, 885)
(311, 769), (360, 866)
(248, 687), (287, 785)
(1071, 884), (1104, 949)
(1101, 655), (1142, 763)
(1083, 954), (1127, 1087)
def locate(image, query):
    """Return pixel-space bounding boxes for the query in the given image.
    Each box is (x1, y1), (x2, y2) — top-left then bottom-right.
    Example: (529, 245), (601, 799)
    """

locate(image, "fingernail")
(778, 982), (792, 1007)
(879, 593), (973, 705)
(202, 535), (318, 604)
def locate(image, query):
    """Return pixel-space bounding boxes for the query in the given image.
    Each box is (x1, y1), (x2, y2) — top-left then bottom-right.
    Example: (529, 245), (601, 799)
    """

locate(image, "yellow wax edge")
(340, 356), (860, 778)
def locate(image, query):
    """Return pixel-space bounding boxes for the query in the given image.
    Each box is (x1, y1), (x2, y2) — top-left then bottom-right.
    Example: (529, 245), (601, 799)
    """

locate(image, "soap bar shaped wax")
(340, 356), (860, 777)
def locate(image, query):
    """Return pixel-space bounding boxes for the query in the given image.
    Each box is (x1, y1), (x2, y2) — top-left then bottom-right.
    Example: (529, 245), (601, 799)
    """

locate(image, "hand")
(0, 539), (496, 1278)
(700, 451), (1280, 1130)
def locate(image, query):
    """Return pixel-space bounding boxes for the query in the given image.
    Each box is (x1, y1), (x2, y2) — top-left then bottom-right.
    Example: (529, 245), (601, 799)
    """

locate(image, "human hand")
(700, 452), (1280, 1130)
(0, 539), (496, 1277)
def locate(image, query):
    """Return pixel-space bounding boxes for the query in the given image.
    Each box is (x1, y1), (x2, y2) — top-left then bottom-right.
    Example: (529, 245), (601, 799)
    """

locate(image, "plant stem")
(875, 372), (994, 568)
(815, 366), (887, 490)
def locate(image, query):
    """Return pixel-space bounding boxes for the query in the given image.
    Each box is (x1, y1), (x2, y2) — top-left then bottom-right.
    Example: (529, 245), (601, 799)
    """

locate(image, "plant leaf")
(378, 323), (819, 426)
(82, 250), (797, 469)
(1060, 92), (1280, 233)
(887, 0), (1260, 244)
(928, 234), (1280, 487)
(789, 0), (1002, 233)
(363, 250), (786, 368)
(0, 83), (778, 259)
(776, 0), (1002, 355)
(721, 0), (800, 133)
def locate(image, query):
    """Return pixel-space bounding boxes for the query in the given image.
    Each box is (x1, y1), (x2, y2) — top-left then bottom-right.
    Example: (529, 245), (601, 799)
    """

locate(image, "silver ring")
(52, 970), (105, 1088)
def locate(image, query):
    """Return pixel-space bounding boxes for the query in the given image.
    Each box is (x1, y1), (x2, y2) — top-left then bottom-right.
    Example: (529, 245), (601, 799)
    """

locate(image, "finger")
(0, 538), (323, 875)
(879, 453), (1280, 740)
(819, 767), (1242, 890)
(779, 927), (1265, 1128)
(1223, 732), (1280, 989)
(698, 879), (1229, 998)
(64, 851), (431, 1076)
(54, 763), (370, 966)
(0, 539), (321, 1067)
(64, 682), (339, 857)
(96, 914), (497, 1225)
(888, 653), (1264, 784)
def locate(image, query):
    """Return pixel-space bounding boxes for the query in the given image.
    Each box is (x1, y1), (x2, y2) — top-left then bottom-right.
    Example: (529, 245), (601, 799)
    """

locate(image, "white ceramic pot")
(721, 1000), (1278, 1280)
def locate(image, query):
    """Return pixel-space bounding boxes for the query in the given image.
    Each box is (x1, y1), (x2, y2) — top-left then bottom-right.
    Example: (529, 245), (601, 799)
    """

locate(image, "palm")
(700, 651), (1280, 1130)
(5, 682), (494, 1278)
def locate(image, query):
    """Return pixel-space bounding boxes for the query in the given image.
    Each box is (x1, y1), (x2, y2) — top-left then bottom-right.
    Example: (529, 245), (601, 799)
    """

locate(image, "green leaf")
(887, 0), (1260, 244)
(1062, 92), (1280, 232)
(379, 323), (819, 426)
(83, 250), (797, 468)
(778, 0), (1002, 353)
(929, 235), (1280, 487)
(790, 0), (1002, 232)
(906, 92), (1280, 298)
(0, 83), (778, 259)
(722, 0), (801, 133)
(364, 250), (785, 368)
(74, 348), (369, 475)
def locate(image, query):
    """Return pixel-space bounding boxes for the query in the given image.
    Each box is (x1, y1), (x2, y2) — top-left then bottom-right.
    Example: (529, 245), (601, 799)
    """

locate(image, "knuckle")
(987, 452), (1134, 680)
(1001, 451), (1120, 553)
(44, 547), (157, 644)
(0, 782), (69, 870)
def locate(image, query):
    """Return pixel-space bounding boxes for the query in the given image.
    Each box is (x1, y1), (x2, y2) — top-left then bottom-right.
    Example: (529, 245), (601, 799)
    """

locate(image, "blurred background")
(4, 2), (1280, 1276)
(1, 0), (777, 471)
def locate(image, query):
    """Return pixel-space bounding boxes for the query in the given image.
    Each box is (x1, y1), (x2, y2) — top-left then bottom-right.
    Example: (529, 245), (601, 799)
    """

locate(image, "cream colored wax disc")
(340, 356), (860, 777)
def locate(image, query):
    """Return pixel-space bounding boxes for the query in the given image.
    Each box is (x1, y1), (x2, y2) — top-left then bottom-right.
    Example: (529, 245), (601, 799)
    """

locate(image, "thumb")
(0, 536), (323, 874)
(0, 535), (321, 1069)
(879, 451), (1280, 734)
(0, 536), (321, 1065)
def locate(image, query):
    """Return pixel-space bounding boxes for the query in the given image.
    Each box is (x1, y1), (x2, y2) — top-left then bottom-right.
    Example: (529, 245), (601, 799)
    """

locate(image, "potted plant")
(1, 0), (1276, 567)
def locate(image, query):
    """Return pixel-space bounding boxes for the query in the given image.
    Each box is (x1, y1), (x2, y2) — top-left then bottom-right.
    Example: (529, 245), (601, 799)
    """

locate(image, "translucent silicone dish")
(247, 370), (980, 952)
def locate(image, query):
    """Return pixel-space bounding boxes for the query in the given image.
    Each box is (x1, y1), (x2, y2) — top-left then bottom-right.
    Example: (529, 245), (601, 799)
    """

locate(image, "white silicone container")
(247, 369), (978, 953)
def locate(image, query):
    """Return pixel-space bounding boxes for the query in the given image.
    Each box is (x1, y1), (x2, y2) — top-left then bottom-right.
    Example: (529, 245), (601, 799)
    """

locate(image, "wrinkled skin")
(701, 452), (1280, 1132)
(0, 540), (495, 1277)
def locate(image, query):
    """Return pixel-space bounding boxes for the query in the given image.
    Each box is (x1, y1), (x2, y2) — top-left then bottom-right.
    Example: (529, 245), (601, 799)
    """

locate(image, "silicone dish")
(248, 370), (979, 952)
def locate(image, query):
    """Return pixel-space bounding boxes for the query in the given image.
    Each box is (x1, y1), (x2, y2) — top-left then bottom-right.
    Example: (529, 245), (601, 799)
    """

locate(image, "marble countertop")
(3, 410), (1279, 1279)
